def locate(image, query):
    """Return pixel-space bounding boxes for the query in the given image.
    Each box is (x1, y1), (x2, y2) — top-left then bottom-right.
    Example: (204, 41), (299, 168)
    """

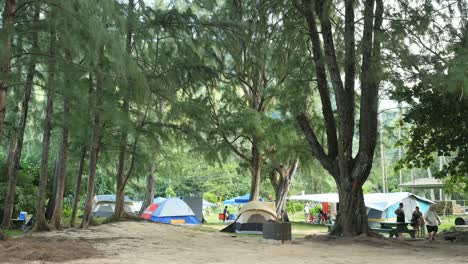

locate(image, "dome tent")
(221, 201), (278, 234)
(144, 198), (199, 225)
(92, 195), (134, 218)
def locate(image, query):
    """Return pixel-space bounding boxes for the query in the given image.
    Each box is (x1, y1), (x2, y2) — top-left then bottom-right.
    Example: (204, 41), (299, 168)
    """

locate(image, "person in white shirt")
(424, 204), (441, 241)
(304, 204), (310, 222)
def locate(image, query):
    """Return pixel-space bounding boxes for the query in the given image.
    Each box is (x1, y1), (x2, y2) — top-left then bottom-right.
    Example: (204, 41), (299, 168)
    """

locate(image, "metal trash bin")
(262, 222), (291, 241)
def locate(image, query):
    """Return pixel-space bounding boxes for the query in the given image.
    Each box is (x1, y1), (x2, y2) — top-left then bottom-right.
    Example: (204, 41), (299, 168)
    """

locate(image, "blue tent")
(222, 194), (264, 205)
(148, 198), (199, 225)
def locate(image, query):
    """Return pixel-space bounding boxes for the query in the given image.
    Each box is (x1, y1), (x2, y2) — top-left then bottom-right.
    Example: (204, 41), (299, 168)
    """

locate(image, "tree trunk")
(139, 162), (156, 215)
(50, 58), (71, 229)
(34, 16), (56, 232)
(70, 146), (87, 227)
(82, 48), (104, 228)
(1, 10), (38, 227)
(296, 0), (383, 236)
(270, 160), (299, 222)
(331, 179), (369, 236)
(113, 149), (127, 219)
(249, 139), (261, 201)
(0, 0), (17, 141)
(112, 0), (134, 221)
(46, 152), (60, 220)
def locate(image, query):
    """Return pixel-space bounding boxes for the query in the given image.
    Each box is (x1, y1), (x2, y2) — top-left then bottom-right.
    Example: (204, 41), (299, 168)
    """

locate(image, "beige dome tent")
(220, 201), (278, 234)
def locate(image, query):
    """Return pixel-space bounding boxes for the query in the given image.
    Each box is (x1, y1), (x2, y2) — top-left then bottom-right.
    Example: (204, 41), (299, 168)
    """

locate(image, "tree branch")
(300, 0), (338, 158)
(296, 113), (335, 175)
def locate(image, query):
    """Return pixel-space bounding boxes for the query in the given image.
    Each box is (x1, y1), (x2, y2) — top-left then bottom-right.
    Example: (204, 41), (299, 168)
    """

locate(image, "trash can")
(263, 222), (291, 241)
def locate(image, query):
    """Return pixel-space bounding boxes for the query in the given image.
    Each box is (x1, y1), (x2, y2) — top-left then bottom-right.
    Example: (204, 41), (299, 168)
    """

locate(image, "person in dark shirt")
(394, 203), (406, 236)
(395, 203), (405, 222)
(223, 206), (228, 223)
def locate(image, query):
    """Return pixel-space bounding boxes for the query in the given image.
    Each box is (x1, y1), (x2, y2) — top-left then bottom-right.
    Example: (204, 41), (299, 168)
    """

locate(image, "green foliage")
(165, 186), (176, 198)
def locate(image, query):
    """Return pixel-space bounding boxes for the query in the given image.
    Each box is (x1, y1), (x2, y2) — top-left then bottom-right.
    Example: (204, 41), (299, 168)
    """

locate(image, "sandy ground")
(1, 221), (467, 264)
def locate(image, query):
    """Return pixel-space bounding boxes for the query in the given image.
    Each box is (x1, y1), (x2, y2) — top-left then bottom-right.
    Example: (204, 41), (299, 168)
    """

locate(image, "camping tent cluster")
(289, 192), (434, 222)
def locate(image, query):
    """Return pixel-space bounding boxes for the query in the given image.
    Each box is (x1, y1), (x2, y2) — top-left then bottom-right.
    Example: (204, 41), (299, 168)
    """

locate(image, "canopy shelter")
(221, 201), (278, 234)
(142, 198), (199, 225)
(222, 194), (265, 205)
(399, 178), (446, 200)
(289, 192), (435, 222)
(92, 195), (134, 218)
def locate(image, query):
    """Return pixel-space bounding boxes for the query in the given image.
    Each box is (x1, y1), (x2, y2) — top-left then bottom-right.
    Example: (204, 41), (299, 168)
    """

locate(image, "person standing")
(223, 206), (228, 223)
(424, 204), (441, 241)
(411, 206), (424, 237)
(394, 203), (406, 236)
(304, 203), (310, 222)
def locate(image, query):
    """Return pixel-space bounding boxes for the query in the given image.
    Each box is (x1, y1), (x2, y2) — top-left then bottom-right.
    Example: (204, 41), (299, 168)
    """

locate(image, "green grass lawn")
(4, 229), (23, 237)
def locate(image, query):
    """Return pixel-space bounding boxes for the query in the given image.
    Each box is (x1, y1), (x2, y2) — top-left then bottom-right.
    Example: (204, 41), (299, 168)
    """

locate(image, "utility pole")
(379, 114), (386, 193)
(398, 104), (403, 192)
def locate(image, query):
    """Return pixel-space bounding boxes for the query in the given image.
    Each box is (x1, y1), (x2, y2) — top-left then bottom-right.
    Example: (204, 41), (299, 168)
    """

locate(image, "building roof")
(399, 178), (445, 188)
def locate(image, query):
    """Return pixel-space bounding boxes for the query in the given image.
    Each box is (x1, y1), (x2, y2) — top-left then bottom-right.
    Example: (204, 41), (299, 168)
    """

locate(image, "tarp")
(203, 200), (216, 208)
(182, 196), (203, 222)
(289, 192), (434, 212)
(146, 198), (199, 225)
(222, 194), (264, 205)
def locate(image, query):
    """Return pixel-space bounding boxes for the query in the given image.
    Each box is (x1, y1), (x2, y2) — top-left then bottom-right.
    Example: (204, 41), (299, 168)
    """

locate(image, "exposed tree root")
(102, 213), (142, 224)
(0, 230), (7, 241)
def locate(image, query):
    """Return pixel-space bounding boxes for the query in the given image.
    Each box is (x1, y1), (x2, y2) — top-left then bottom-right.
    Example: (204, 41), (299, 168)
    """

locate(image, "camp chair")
(22, 216), (33, 232)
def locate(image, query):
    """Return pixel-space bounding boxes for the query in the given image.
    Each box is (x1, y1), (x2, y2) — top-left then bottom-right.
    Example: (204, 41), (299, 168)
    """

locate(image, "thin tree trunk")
(1, 9), (38, 227)
(249, 139), (261, 201)
(82, 48), (104, 228)
(112, 0), (134, 220)
(0, 0), (17, 142)
(50, 55), (71, 229)
(5, 131), (16, 167)
(270, 160), (299, 221)
(46, 152), (60, 220)
(139, 161), (156, 215)
(34, 25), (56, 232)
(70, 146), (87, 227)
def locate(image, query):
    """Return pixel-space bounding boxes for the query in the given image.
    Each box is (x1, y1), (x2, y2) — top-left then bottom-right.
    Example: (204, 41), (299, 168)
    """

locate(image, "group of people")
(394, 203), (441, 240)
(304, 203), (331, 224)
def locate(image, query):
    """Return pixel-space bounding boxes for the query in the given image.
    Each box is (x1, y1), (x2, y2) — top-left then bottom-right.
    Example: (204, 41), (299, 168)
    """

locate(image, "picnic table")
(371, 221), (416, 238)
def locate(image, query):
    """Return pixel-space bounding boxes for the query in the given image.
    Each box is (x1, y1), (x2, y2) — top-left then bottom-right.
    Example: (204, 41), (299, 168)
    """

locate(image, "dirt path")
(1, 221), (467, 264)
